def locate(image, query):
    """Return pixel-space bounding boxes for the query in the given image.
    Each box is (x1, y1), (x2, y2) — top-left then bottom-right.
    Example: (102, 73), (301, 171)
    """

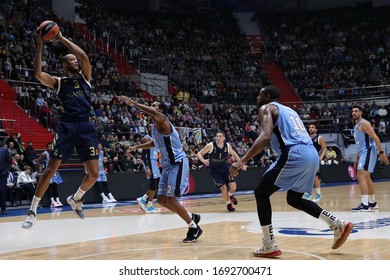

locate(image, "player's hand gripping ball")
(38, 20), (60, 42)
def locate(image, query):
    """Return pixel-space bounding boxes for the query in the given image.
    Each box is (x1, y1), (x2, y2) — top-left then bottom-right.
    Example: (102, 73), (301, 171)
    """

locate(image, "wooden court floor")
(0, 182), (389, 260)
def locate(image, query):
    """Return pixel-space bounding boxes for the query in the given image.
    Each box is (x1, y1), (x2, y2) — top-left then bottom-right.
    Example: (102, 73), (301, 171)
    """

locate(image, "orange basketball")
(38, 20), (60, 42)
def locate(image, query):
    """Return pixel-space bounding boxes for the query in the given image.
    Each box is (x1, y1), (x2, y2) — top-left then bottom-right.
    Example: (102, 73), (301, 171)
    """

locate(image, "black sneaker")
(227, 203), (235, 212)
(191, 213), (201, 224)
(183, 226), (203, 243)
(230, 195), (238, 205)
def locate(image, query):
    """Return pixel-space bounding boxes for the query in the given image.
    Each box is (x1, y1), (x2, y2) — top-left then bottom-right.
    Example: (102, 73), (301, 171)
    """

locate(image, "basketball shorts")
(357, 147), (377, 173)
(51, 121), (98, 161)
(158, 158), (189, 197)
(262, 144), (319, 194)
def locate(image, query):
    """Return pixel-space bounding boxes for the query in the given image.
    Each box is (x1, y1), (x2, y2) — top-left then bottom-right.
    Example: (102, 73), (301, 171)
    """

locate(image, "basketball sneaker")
(50, 201), (59, 208)
(66, 195), (85, 219)
(330, 220), (354, 249)
(56, 201), (63, 207)
(312, 193), (322, 203)
(136, 197), (147, 212)
(183, 226), (203, 243)
(145, 205), (161, 213)
(351, 203), (369, 212)
(21, 210), (37, 229)
(227, 203), (235, 212)
(230, 195), (238, 205)
(302, 193), (311, 200)
(369, 202), (379, 211)
(253, 239), (282, 258)
(108, 193), (117, 202)
(191, 213), (201, 224)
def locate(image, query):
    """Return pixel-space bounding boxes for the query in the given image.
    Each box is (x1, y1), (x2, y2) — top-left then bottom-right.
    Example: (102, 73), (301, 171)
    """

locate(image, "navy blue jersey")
(311, 135), (322, 153)
(57, 72), (92, 122)
(208, 141), (230, 169)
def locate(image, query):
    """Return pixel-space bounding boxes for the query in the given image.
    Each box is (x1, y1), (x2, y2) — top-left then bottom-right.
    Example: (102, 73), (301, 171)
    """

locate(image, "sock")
(147, 201), (153, 207)
(143, 194), (148, 200)
(316, 188), (321, 195)
(261, 225), (275, 243)
(56, 197), (61, 203)
(368, 195), (376, 204)
(318, 210), (339, 226)
(361, 195), (369, 206)
(29, 196), (41, 213)
(188, 221), (197, 228)
(226, 200), (231, 204)
(73, 187), (86, 201)
(228, 191), (232, 197)
(50, 197), (55, 203)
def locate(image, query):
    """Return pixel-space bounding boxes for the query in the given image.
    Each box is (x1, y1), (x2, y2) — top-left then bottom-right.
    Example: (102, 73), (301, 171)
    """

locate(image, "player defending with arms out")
(22, 27), (99, 229)
(351, 106), (389, 212)
(121, 96), (202, 242)
(136, 123), (161, 213)
(196, 131), (246, 212)
(302, 124), (327, 202)
(229, 85), (354, 258)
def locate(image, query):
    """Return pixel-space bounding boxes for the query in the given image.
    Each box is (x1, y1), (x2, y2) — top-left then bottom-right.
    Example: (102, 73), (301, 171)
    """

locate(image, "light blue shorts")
(357, 148), (377, 173)
(158, 159), (189, 197)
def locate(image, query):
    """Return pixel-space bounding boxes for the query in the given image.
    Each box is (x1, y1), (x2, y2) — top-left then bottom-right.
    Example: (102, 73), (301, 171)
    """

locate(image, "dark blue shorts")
(51, 121), (98, 161)
(210, 166), (235, 188)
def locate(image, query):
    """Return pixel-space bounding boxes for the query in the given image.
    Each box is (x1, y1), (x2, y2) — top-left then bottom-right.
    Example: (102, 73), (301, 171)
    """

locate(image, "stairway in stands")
(0, 80), (53, 149)
(262, 62), (302, 106)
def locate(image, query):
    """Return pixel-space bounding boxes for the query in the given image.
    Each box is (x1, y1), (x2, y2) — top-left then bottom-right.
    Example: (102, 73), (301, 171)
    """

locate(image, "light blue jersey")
(264, 102), (318, 193)
(142, 135), (161, 179)
(269, 102), (312, 157)
(354, 119), (377, 173)
(152, 122), (186, 168)
(42, 150), (63, 185)
(152, 121), (189, 197)
(97, 150), (107, 182)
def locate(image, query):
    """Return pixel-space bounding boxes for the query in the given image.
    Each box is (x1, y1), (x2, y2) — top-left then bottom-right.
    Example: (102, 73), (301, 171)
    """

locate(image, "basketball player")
(95, 143), (116, 203)
(22, 29), (99, 229)
(229, 85), (354, 258)
(121, 96), (202, 243)
(196, 131), (246, 212)
(136, 123), (161, 214)
(302, 124), (327, 202)
(351, 105), (389, 212)
(38, 143), (64, 207)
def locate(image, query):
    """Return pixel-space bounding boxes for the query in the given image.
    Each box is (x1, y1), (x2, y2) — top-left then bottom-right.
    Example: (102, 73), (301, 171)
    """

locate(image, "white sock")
(316, 188), (321, 195)
(147, 201), (153, 207)
(188, 221), (197, 228)
(73, 187), (86, 201)
(29, 196), (41, 213)
(319, 210), (339, 226)
(361, 195), (369, 206)
(50, 197), (55, 203)
(226, 200), (231, 204)
(143, 194), (148, 200)
(56, 197), (61, 203)
(261, 225), (275, 243)
(368, 195), (376, 204)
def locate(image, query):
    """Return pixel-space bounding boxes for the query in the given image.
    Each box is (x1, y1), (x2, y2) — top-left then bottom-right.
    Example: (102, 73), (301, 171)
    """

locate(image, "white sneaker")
(67, 195), (85, 219)
(102, 196), (111, 203)
(56, 201), (63, 207)
(22, 210), (37, 229)
(253, 238), (282, 258)
(108, 194), (117, 202)
(136, 197), (147, 212)
(330, 220), (354, 249)
(50, 202), (59, 208)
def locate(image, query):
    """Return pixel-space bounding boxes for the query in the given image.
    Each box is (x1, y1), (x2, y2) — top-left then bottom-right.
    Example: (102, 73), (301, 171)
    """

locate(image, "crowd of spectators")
(258, 5), (390, 100)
